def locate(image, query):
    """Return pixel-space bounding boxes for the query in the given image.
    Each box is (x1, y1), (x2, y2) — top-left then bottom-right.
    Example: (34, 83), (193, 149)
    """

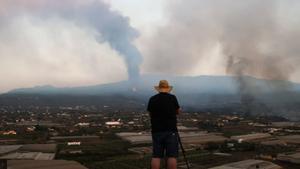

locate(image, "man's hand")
(176, 108), (181, 115)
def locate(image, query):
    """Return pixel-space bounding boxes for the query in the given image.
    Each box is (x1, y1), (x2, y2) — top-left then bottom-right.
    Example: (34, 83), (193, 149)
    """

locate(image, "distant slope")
(2, 75), (300, 120)
(9, 75), (300, 95)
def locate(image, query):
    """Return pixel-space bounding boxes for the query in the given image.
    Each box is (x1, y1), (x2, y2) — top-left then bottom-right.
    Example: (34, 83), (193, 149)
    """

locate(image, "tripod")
(177, 132), (190, 169)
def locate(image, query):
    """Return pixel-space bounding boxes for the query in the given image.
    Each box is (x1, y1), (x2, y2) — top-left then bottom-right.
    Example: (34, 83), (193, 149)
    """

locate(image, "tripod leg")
(177, 133), (190, 169)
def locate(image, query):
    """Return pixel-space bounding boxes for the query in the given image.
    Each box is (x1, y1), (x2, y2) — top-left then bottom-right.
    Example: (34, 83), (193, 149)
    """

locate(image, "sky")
(0, 0), (300, 92)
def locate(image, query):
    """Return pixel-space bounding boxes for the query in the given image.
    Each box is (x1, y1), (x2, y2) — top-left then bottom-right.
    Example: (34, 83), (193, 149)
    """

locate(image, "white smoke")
(0, 15), (128, 92)
(0, 0), (143, 92)
(142, 0), (300, 82)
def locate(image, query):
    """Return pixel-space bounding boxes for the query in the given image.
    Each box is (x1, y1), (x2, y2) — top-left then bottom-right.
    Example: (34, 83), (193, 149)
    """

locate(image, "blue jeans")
(152, 131), (179, 158)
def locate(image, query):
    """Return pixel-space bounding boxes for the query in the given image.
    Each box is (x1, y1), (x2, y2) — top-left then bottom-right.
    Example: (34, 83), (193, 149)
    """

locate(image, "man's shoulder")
(165, 93), (177, 99)
(151, 93), (177, 100)
(168, 93), (176, 97)
(149, 93), (159, 100)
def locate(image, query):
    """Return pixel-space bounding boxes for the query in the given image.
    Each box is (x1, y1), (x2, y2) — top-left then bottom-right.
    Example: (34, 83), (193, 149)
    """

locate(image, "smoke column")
(0, 0), (142, 81)
(219, 0), (297, 114)
(144, 0), (300, 81)
(68, 1), (143, 80)
(143, 0), (300, 113)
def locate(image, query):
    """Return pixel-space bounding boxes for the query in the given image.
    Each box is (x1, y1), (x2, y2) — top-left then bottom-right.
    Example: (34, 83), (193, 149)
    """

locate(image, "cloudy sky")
(0, 0), (300, 92)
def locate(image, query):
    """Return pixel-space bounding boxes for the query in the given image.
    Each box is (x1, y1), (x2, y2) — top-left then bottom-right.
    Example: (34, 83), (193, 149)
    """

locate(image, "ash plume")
(220, 0), (298, 114)
(0, 0), (142, 81)
(67, 1), (143, 80)
(143, 0), (300, 114)
(144, 0), (300, 81)
(220, 0), (295, 85)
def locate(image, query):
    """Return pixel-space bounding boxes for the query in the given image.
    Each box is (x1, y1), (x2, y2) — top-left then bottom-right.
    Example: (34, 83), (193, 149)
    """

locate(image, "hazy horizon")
(1, 0), (300, 92)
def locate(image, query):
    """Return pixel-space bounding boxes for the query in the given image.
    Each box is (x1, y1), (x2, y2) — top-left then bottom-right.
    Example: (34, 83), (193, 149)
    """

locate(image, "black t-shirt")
(147, 92), (180, 133)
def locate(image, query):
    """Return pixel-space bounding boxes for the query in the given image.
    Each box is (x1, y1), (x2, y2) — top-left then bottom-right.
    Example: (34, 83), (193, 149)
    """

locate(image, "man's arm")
(147, 97), (153, 116)
(173, 95), (180, 115)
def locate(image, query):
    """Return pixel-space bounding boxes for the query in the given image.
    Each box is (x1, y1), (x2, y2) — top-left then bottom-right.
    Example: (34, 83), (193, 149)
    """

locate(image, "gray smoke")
(1, 0), (142, 81)
(144, 0), (300, 105)
(142, 0), (300, 115)
(220, 1), (295, 83)
(67, 2), (143, 80)
(217, 0), (299, 114)
(144, 0), (300, 81)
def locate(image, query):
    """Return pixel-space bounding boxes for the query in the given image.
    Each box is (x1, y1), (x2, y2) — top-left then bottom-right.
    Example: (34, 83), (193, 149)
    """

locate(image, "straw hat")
(154, 80), (173, 93)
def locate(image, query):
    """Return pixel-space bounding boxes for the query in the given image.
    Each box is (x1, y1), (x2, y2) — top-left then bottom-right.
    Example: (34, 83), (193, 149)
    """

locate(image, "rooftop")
(231, 133), (271, 142)
(277, 152), (300, 164)
(19, 144), (57, 153)
(278, 135), (300, 144)
(0, 145), (22, 155)
(117, 131), (228, 145)
(7, 160), (88, 169)
(208, 159), (282, 169)
(50, 135), (99, 140)
(0, 152), (55, 160)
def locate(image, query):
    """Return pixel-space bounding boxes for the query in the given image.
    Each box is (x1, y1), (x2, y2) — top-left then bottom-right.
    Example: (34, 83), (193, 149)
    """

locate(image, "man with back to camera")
(147, 80), (180, 169)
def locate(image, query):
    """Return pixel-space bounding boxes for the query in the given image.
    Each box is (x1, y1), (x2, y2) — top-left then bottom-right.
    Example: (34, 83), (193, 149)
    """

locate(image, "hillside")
(1, 75), (300, 120)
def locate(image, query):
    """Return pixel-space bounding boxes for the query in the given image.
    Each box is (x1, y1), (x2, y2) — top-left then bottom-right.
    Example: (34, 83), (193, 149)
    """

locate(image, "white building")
(231, 133), (271, 143)
(76, 123), (90, 127)
(67, 142), (81, 146)
(1, 130), (17, 135)
(105, 121), (122, 128)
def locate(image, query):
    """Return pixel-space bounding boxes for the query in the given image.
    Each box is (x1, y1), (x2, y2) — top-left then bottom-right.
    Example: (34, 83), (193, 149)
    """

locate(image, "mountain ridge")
(1, 75), (300, 120)
(6, 75), (300, 95)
